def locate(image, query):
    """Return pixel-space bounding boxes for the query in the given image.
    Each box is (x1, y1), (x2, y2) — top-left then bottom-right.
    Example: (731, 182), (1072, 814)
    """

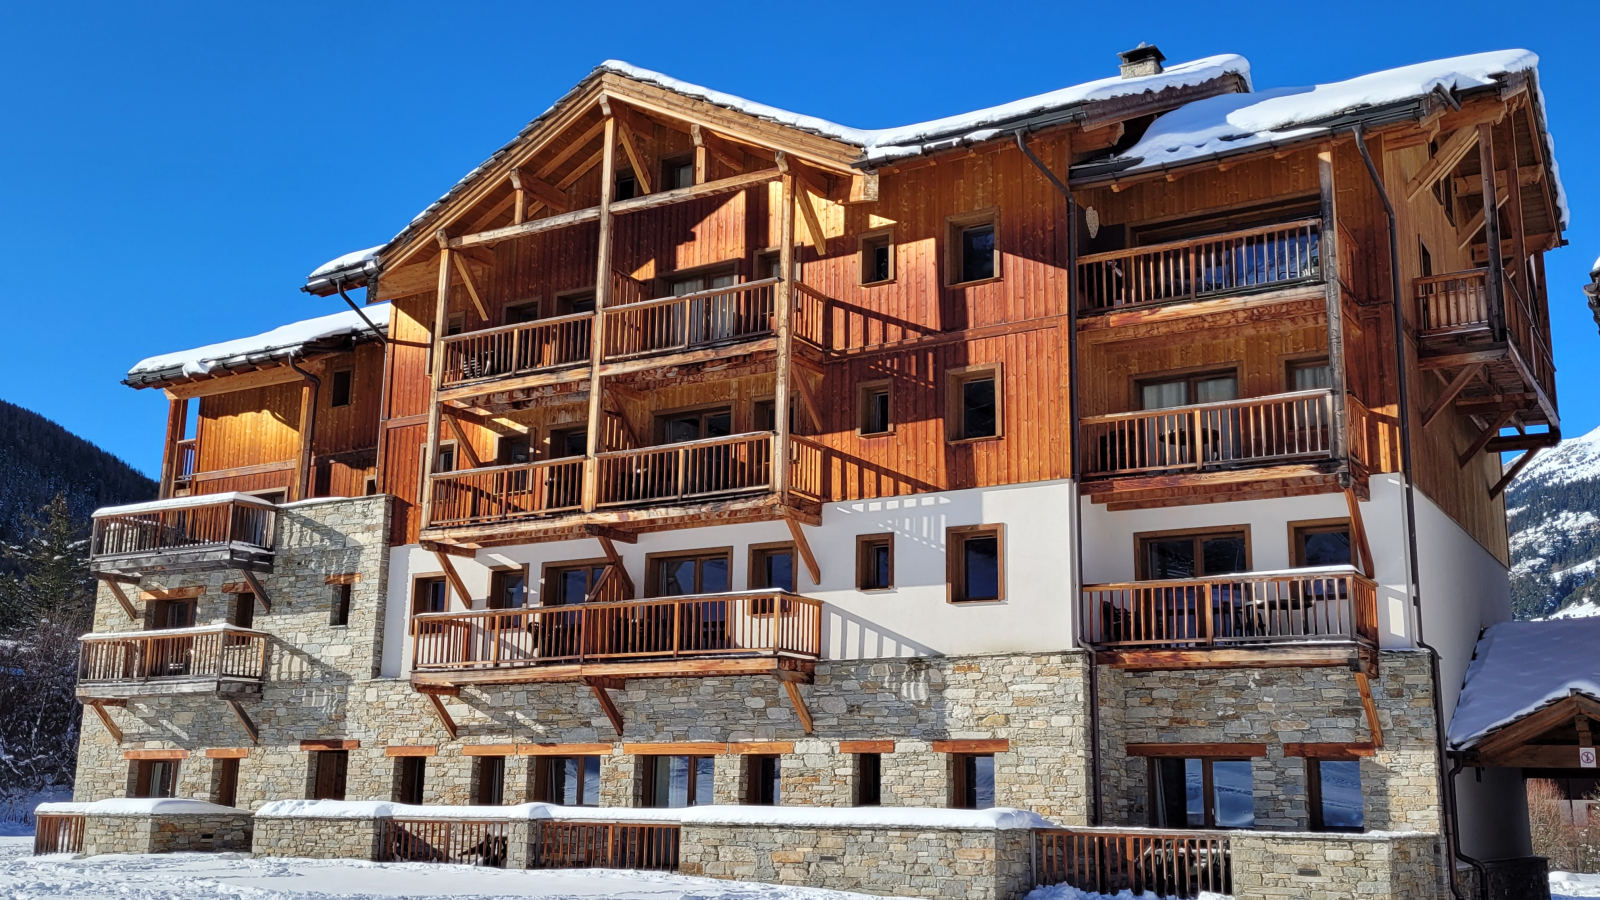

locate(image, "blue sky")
(2, 1), (1596, 478)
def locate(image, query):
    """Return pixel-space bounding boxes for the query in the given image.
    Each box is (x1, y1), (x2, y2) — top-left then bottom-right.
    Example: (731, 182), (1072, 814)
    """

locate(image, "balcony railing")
(174, 439), (197, 485)
(1079, 566), (1378, 650)
(34, 814), (85, 855)
(596, 432), (773, 508)
(602, 277), (778, 360)
(1035, 828), (1232, 900)
(440, 312), (592, 389)
(428, 458), (585, 528)
(1415, 267), (1557, 403)
(381, 819), (509, 867)
(78, 625), (270, 686)
(1078, 218), (1322, 313)
(90, 494), (277, 566)
(531, 821), (681, 870)
(1081, 390), (1338, 479)
(411, 591), (822, 671)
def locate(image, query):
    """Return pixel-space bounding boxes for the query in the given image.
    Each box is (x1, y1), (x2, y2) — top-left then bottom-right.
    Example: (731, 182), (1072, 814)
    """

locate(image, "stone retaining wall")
(1231, 832), (1441, 900)
(252, 815), (383, 860)
(81, 812), (253, 856)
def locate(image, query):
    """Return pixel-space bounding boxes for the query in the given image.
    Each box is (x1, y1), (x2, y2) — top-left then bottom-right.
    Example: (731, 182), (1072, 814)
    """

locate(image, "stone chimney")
(1118, 43), (1166, 79)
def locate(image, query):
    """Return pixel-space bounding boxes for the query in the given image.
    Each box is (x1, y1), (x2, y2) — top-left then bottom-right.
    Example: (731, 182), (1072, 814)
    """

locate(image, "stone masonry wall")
(677, 823), (1034, 900)
(1231, 832), (1441, 900)
(1097, 650), (1441, 834)
(81, 812), (253, 856)
(253, 815), (382, 860)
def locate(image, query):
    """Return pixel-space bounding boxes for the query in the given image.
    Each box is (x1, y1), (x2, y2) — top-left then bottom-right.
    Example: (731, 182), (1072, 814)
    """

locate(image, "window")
(857, 534), (894, 591)
(311, 750), (347, 800)
(947, 210), (999, 285)
(649, 550), (732, 597)
(658, 407), (732, 444)
(154, 598), (196, 630)
(1148, 757), (1255, 828)
(489, 568), (528, 609)
(1287, 358), (1331, 392)
(395, 756), (426, 805)
(1138, 370), (1238, 410)
(329, 368), (353, 408)
(858, 382), (892, 436)
(947, 366), (1001, 442)
(549, 426), (586, 459)
(536, 756), (601, 806)
(753, 398), (795, 433)
(615, 171), (637, 201)
(364, 474), (378, 496)
(663, 156), (694, 190)
(475, 756), (506, 806)
(1419, 238), (1434, 278)
(745, 755), (780, 805)
(1428, 141), (1456, 227)
(1138, 527), (1250, 580)
(544, 562), (608, 605)
(1307, 758), (1363, 832)
(951, 754), (995, 809)
(644, 755), (715, 808)
(330, 583), (352, 627)
(556, 290), (596, 315)
(133, 759), (179, 799)
(213, 757), (240, 807)
(412, 577), (448, 615)
(498, 435), (532, 465)
(947, 525), (1003, 603)
(446, 314), (465, 337)
(749, 543), (796, 592)
(758, 251), (801, 283)
(505, 300), (541, 324)
(855, 754), (882, 806)
(1291, 520), (1353, 568)
(859, 229), (894, 285)
(225, 593), (252, 630)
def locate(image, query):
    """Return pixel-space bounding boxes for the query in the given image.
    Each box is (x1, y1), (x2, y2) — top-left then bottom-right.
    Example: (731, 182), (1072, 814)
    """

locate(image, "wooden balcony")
(596, 432), (773, 507)
(1415, 268), (1558, 430)
(90, 494), (277, 576)
(1080, 390), (1365, 506)
(1077, 218), (1322, 315)
(409, 591), (822, 687)
(439, 312), (592, 391)
(1080, 566), (1378, 671)
(77, 625), (270, 701)
(603, 277), (778, 363)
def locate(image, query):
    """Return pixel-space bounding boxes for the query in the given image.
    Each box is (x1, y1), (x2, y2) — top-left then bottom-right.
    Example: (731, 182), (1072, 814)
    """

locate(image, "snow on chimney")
(1118, 43), (1166, 79)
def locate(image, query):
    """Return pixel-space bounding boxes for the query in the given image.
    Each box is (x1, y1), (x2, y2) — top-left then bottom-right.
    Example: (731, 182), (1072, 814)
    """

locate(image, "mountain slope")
(0, 399), (156, 543)
(1508, 424), (1600, 619)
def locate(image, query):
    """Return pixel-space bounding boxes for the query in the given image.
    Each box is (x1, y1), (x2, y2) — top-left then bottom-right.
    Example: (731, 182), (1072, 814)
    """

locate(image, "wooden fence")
(380, 818), (509, 867)
(530, 821), (680, 870)
(427, 459), (585, 528)
(1080, 568), (1379, 650)
(1035, 828), (1231, 899)
(1078, 218), (1322, 312)
(33, 814), (85, 855)
(1081, 390), (1336, 478)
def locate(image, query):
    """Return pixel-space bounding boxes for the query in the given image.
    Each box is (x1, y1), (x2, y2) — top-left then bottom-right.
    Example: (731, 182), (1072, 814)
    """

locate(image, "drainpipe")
(1014, 129), (1100, 824)
(335, 278), (389, 346)
(288, 353), (321, 501)
(1352, 123), (1472, 900)
(1450, 756), (1491, 900)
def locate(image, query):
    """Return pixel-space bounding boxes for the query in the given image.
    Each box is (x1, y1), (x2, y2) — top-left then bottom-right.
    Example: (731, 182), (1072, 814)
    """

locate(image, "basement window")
(395, 756), (426, 805)
(132, 760), (179, 799)
(744, 755), (781, 805)
(854, 753), (882, 806)
(330, 583), (352, 627)
(474, 755), (506, 806)
(1308, 758), (1364, 832)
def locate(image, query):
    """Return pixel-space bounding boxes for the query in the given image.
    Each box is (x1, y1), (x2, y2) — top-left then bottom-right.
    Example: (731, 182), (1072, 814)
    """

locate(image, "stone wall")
(1096, 650), (1442, 833)
(1231, 832), (1441, 900)
(253, 815), (382, 860)
(677, 823), (1033, 900)
(81, 812), (253, 856)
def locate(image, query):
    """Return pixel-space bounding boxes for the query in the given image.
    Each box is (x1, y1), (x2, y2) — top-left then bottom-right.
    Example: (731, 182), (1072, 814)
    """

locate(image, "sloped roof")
(1447, 616), (1600, 749)
(125, 304), (391, 388)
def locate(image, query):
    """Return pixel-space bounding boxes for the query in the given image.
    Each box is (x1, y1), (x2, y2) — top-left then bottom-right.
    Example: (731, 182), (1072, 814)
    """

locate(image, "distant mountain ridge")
(1508, 424), (1600, 619)
(0, 399), (156, 544)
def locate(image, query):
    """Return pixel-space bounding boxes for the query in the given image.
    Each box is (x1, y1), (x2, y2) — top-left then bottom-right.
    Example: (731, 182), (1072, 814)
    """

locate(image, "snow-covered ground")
(1554, 870), (1600, 900)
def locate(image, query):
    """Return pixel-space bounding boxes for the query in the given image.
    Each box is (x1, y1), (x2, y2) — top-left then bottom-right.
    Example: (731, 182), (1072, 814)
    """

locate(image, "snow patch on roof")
(127, 304), (391, 382)
(1447, 616), (1600, 747)
(309, 245), (383, 280)
(35, 798), (240, 817)
(93, 491), (278, 518)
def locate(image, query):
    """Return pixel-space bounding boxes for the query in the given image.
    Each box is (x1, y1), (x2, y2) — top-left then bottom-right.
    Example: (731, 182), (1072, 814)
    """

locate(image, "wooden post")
(1477, 122), (1506, 342)
(1503, 117), (1529, 314)
(294, 376), (316, 502)
(772, 158), (797, 501)
(421, 240), (454, 529)
(583, 116), (618, 513)
(1318, 148), (1350, 471)
(159, 398), (185, 499)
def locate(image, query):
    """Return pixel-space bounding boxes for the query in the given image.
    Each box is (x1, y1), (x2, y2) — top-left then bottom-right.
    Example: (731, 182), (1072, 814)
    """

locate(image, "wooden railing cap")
(93, 492), (279, 518)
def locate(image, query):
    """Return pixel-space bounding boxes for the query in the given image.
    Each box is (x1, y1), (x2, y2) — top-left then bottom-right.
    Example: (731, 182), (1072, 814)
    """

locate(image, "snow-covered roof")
(93, 491), (279, 518)
(1447, 616), (1600, 748)
(304, 245), (384, 296)
(1084, 50), (1567, 228)
(125, 303), (391, 388)
(36, 798), (240, 817)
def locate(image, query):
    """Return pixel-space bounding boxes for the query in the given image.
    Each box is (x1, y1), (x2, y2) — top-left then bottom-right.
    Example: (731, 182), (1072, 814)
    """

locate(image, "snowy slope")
(1508, 425), (1600, 619)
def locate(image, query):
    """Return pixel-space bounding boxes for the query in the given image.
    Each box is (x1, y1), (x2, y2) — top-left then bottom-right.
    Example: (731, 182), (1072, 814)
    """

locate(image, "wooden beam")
(1454, 166), (1542, 197)
(772, 163), (797, 502)
(450, 205), (603, 250)
(580, 524), (638, 544)
(586, 678), (625, 736)
(839, 740), (894, 754)
(1127, 742), (1267, 758)
(422, 539), (480, 558)
(796, 184), (828, 255)
(1491, 445), (1542, 499)
(615, 118), (652, 195)
(1485, 432), (1561, 454)
(225, 699), (260, 745)
(1319, 148), (1349, 469)
(692, 124), (745, 172)
(596, 535), (635, 598)
(782, 679), (813, 734)
(444, 414), (485, 469)
(294, 376), (316, 502)
(1456, 183), (1511, 251)
(99, 577), (138, 621)
(846, 172), (879, 205)
(420, 244), (454, 530)
(584, 116), (618, 513)
(158, 398), (184, 498)
(1458, 408), (1517, 468)
(424, 692), (458, 740)
(791, 364), (822, 432)
(1353, 670), (1384, 749)
(451, 252), (491, 322)
(1403, 126), (1479, 201)
(1475, 696), (1583, 758)
(932, 739), (1013, 754)
(784, 516), (820, 587)
(88, 701), (122, 743)
(609, 168), (780, 216)
(510, 168), (569, 212)
(1421, 362), (1485, 428)
(1344, 489), (1375, 580)
(433, 549), (472, 607)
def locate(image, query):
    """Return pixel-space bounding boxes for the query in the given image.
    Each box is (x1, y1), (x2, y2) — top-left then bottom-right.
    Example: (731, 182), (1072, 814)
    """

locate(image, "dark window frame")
(644, 548), (734, 598)
(1134, 526), (1253, 580)
(488, 566), (530, 610)
(395, 756), (427, 805)
(641, 754), (716, 808)
(857, 380), (893, 437)
(950, 753), (996, 809)
(1134, 366), (1241, 411)
(474, 755), (507, 806)
(1284, 356), (1332, 393)
(329, 367), (354, 409)
(1288, 518), (1354, 569)
(214, 756), (240, 807)
(1306, 756), (1365, 833)
(534, 755), (603, 806)
(132, 759), (180, 799)
(946, 364), (1003, 443)
(311, 750), (348, 801)
(744, 754), (781, 805)
(947, 524), (1004, 603)
(540, 558), (610, 606)
(946, 208), (1001, 286)
(412, 575), (448, 615)
(330, 582), (353, 627)
(856, 533), (895, 592)
(1146, 756), (1256, 829)
(748, 541), (797, 596)
(858, 228), (895, 286)
(854, 753), (882, 806)
(653, 403), (734, 445)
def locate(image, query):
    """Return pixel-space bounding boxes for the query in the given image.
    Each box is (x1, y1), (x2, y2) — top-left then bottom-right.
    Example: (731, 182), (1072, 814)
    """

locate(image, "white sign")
(1580, 747), (1597, 769)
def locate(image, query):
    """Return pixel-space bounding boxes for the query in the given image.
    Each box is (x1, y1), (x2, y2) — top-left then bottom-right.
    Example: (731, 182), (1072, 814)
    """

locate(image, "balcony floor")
(1083, 461), (1353, 510)
(421, 492), (820, 548)
(1095, 641), (1377, 675)
(76, 675), (264, 702)
(410, 654), (814, 688)
(90, 544), (273, 577)
(1417, 336), (1557, 429)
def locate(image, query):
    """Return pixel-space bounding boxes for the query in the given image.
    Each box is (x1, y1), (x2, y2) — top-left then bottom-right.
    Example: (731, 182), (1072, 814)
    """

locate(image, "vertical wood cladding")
(196, 382), (301, 472)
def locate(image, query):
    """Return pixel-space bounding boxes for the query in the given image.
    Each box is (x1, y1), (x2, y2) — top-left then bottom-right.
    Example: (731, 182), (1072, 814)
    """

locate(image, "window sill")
(947, 434), (1002, 446)
(857, 429), (895, 439)
(947, 276), (1003, 289)
(860, 278), (895, 288)
(948, 597), (1006, 605)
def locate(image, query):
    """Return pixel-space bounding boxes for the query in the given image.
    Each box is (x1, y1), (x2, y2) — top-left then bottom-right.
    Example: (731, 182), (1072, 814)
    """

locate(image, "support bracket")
(240, 569), (272, 613)
(87, 701), (123, 743)
(417, 686), (460, 740)
(783, 517), (821, 586)
(1352, 667), (1385, 749)
(781, 680), (814, 734)
(99, 576), (139, 621)
(224, 698), (260, 745)
(584, 677), (625, 736)
(433, 550), (472, 608)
